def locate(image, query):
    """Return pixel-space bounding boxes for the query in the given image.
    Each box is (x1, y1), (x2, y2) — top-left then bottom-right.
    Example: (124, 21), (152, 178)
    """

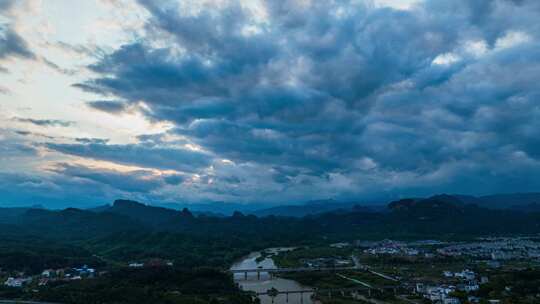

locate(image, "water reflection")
(230, 249), (315, 304)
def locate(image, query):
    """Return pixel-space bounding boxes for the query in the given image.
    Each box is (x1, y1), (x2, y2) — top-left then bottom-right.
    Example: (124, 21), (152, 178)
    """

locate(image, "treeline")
(474, 269), (540, 303)
(32, 267), (254, 304)
(0, 197), (539, 303)
(0, 197), (540, 271)
(0, 236), (104, 274)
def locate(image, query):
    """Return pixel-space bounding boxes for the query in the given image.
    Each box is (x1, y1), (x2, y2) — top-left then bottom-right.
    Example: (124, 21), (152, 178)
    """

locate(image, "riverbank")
(230, 249), (315, 304)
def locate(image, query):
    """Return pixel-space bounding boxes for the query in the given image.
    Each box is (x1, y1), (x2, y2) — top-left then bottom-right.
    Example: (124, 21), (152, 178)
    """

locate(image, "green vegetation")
(31, 267), (254, 304)
(272, 246), (353, 268)
(0, 197), (539, 303)
(279, 271), (360, 289)
(0, 236), (104, 274)
(476, 269), (540, 303)
(81, 232), (257, 268)
(356, 253), (471, 282)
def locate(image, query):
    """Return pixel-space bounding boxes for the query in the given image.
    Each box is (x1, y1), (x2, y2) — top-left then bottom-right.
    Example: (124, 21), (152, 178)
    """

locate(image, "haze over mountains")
(1, 193), (540, 242)
(249, 193), (540, 217)
(2, 192), (540, 218)
(3, 192), (540, 220)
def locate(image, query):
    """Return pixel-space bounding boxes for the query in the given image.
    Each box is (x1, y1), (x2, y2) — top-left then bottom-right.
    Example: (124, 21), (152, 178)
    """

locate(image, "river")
(230, 248), (316, 304)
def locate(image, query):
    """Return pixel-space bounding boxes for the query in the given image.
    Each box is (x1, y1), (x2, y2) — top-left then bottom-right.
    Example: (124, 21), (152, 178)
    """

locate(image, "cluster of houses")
(354, 237), (540, 261)
(302, 257), (353, 268)
(4, 276), (32, 288)
(416, 281), (500, 304)
(358, 239), (422, 256)
(416, 283), (461, 304)
(128, 259), (174, 268)
(329, 242), (351, 249)
(4, 265), (97, 288)
(437, 237), (540, 260)
(4, 258), (177, 290)
(415, 269), (493, 303)
(443, 269), (476, 281)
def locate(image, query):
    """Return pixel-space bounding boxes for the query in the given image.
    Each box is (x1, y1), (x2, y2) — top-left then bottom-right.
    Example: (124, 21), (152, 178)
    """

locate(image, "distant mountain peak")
(304, 199), (337, 205)
(61, 207), (86, 214)
(427, 194), (464, 204)
(180, 208), (194, 218)
(388, 195), (466, 219)
(113, 199), (146, 208)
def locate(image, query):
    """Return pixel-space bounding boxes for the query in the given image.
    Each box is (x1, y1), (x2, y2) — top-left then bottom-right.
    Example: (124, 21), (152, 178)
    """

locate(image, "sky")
(1, 0), (540, 208)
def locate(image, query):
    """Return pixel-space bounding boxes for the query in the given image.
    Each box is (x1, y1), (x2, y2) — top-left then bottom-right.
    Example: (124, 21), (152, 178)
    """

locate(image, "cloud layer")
(0, 0), (35, 72)
(2, 0), (540, 206)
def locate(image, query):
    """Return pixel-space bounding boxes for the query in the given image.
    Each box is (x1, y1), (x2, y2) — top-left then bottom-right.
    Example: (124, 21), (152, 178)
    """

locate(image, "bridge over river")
(229, 265), (362, 280)
(229, 264), (402, 283)
(251, 285), (400, 303)
(254, 285), (399, 296)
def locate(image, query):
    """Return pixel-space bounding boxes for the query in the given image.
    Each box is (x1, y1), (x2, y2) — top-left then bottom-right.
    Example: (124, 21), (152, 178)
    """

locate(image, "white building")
(464, 283), (479, 292)
(443, 271), (453, 277)
(4, 277), (31, 288)
(443, 297), (460, 304)
(455, 269), (475, 280)
(129, 263), (144, 268)
(42, 269), (53, 277)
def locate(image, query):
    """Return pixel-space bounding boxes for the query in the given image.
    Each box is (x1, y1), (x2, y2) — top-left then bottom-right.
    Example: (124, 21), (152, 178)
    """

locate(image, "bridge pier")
(257, 271), (260, 280)
(244, 272), (248, 280)
(286, 291), (288, 303)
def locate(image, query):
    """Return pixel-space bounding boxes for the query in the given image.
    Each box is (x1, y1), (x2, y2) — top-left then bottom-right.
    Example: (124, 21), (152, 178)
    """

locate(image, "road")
(337, 273), (377, 289)
(368, 269), (399, 282)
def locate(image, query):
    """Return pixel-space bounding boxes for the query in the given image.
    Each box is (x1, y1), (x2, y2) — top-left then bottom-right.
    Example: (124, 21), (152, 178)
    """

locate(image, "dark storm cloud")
(51, 163), (164, 193)
(13, 117), (75, 127)
(45, 142), (212, 173)
(0, 168), (176, 209)
(0, 0), (74, 76)
(0, 171), (115, 209)
(68, 0), (540, 200)
(0, 0), (35, 72)
(0, 26), (35, 60)
(0, 28), (34, 75)
(0, 0), (12, 10)
(0, 139), (38, 157)
(86, 100), (128, 114)
(75, 137), (109, 145)
(0, 129), (186, 207)
(164, 174), (184, 185)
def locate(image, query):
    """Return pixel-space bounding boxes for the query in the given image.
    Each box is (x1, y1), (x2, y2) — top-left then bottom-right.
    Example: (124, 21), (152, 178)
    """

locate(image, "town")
(3, 236), (538, 304)
(1, 259), (174, 290)
(234, 236), (540, 304)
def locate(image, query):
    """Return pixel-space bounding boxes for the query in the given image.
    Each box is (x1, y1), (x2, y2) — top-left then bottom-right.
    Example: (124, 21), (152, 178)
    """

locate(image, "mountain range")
(5, 192), (540, 218)
(159, 192), (540, 217)
(1, 193), (539, 290)
(1, 193), (539, 240)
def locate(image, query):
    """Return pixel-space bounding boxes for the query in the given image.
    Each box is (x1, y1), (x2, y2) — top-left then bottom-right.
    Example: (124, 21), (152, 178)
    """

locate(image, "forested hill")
(1, 197), (540, 241)
(0, 196), (539, 272)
